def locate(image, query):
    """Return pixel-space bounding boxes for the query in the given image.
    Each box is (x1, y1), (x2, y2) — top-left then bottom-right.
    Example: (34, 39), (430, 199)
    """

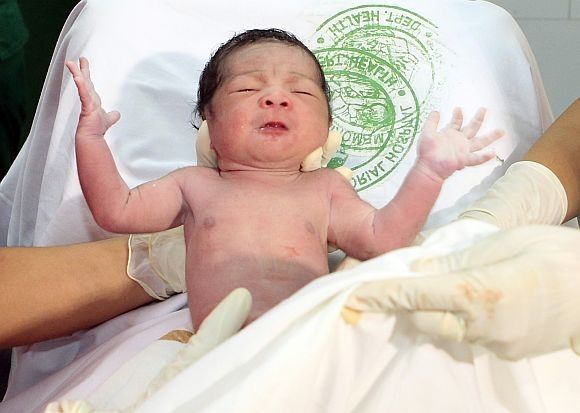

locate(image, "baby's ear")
(196, 120), (218, 168)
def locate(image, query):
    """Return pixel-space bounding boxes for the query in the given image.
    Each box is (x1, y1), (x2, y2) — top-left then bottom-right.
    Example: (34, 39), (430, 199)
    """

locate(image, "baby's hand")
(416, 108), (504, 181)
(65, 57), (120, 140)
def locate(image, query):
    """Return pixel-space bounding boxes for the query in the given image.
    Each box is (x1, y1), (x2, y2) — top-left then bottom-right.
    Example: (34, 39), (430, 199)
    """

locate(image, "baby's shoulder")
(307, 167), (345, 180)
(312, 167), (353, 188)
(171, 165), (220, 188)
(302, 168), (355, 199)
(174, 165), (218, 178)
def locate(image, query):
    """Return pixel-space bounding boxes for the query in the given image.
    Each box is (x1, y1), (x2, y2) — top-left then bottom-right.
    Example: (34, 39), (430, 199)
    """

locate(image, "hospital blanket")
(0, 0), (565, 411)
(135, 222), (580, 413)
(40, 222), (580, 412)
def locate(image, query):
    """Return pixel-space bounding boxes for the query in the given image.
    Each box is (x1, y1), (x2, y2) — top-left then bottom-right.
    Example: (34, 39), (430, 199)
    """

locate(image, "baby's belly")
(186, 254), (328, 328)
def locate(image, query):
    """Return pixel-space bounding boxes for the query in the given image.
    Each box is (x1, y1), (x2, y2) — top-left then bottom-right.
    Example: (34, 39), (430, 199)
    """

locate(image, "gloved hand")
(127, 226), (186, 300)
(344, 225), (580, 360)
(138, 288), (252, 402)
(44, 288), (252, 413)
(459, 160), (568, 228)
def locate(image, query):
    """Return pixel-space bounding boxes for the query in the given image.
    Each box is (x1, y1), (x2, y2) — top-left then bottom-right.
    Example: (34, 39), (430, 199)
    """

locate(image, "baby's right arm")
(67, 58), (187, 234)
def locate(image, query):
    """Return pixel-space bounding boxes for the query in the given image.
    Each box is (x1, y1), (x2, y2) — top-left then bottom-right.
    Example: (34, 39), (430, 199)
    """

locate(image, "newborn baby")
(67, 28), (502, 328)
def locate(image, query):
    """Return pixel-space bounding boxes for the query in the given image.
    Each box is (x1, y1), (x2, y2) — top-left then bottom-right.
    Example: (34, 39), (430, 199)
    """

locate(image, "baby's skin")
(67, 42), (503, 327)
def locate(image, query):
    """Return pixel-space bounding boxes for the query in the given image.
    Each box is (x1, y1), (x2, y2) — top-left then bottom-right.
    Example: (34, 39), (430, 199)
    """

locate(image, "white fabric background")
(0, 0), (552, 248)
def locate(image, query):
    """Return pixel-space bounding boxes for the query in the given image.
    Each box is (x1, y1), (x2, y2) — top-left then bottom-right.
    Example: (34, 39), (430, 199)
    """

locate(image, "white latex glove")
(137, 288), (252, 402)
(127, 226), (186, 300)
(460, 160), (568, 228)
(344, 225), (580, 360)
(45, 288), (252, 413)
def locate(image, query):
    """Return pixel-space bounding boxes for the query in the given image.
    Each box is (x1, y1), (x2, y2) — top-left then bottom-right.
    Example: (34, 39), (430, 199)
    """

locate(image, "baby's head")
(197, 29), (334, 171)
(196, 28), (331, 122)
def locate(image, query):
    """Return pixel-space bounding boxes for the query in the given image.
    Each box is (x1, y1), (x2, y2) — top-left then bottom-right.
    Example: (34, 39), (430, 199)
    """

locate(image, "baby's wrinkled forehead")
(219, 41), (322, 84)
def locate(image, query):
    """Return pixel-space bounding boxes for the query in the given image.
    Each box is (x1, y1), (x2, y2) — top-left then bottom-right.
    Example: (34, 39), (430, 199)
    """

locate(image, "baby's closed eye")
(292, 90), (314, 96)
(234, 88), (258, 93)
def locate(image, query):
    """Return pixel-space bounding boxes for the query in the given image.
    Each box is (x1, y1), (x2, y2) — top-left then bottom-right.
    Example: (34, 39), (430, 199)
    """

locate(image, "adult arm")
(460, 99), (580, 227)
(0, 237), (152, 348)
(524, 99), (580, 221)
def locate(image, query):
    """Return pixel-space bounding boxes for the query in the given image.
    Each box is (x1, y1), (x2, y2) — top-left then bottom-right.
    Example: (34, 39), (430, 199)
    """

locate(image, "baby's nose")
(259, 90), (291, 109)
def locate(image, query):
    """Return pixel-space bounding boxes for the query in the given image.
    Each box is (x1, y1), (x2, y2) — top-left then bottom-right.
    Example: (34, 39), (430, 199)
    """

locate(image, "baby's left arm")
(329, 108), (503, 259)
(414, 108), (503, 182)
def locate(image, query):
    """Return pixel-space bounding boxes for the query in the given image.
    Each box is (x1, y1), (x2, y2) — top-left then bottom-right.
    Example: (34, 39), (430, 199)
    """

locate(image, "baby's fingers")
(421, 111), (441, 137)
(469, 129), (504, 152)
(105, 110), (121, 128)
(79, 56), (90, 76)
(465, 150), (496, 167)
(66, 58), (101, 113)
(65, 60), (81, 78)
(68, 70), (97, 113)
(65, 57), (91, 82)
(445, 107), (463, 130)
(461, 108), (486, 138)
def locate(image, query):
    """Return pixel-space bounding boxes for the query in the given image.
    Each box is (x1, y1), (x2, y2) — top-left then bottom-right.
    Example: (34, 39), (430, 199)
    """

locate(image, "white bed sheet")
(0, 0), (563, 411)
(132, 222), (580, 413)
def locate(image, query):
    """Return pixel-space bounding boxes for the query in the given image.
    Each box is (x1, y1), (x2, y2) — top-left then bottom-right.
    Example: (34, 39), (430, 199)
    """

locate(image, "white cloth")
(135, 222), (580, 413)
(0, 0), (557, 411)
(37, 222), (580, 412)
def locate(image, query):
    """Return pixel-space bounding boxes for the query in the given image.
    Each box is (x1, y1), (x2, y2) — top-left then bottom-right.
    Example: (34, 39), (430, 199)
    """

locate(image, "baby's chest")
(186, 184), (330, 236)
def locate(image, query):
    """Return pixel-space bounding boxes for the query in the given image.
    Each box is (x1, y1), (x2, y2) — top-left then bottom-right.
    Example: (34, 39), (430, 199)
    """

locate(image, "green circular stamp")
(311, 4), (443, 191)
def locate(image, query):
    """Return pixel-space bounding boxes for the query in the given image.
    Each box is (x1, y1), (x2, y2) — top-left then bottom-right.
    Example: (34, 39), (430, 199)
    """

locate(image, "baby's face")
(204, 42), (330, 171)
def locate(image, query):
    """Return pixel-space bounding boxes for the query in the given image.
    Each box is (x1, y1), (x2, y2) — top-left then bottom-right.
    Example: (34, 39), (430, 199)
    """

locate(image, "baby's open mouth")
(260, 121), (288, 131)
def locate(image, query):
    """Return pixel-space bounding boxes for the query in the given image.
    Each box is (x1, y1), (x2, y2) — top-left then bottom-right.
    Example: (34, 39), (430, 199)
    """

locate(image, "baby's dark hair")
(196, 28), (332, 123)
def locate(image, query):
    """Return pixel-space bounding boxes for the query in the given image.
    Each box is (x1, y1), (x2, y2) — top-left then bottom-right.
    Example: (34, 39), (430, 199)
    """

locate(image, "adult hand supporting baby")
(137, 288), (252, 402)
(344, 225), (580, 360)
(127, 227), (187, 300)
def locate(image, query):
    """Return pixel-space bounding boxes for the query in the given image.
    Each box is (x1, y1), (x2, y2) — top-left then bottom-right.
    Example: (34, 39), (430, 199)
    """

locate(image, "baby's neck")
(218, 168), (304, 185)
